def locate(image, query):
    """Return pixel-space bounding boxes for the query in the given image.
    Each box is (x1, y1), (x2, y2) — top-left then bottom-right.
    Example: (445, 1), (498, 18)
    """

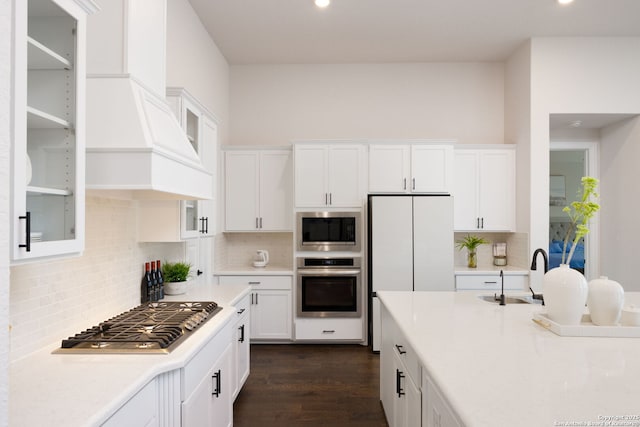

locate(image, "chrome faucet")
(529, 248), (548, 305)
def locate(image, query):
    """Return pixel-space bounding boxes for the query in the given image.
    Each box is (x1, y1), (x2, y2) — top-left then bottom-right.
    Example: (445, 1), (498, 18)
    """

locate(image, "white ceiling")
(188, 0), (640, 65)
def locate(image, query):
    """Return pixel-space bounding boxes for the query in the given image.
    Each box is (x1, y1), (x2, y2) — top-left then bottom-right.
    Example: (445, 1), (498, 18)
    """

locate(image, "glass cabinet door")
(12, 0), (88, 262)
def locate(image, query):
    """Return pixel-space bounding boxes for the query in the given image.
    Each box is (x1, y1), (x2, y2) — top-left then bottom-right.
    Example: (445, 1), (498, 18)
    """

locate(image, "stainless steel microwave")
(296, 211), (361, 252)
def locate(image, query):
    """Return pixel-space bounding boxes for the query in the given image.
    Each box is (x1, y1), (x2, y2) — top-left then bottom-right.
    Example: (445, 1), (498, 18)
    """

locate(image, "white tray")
(532, 312), (640, 338)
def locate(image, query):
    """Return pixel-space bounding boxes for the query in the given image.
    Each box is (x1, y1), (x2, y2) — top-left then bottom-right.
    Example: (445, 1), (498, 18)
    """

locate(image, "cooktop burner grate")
(55, 301), (222, 354)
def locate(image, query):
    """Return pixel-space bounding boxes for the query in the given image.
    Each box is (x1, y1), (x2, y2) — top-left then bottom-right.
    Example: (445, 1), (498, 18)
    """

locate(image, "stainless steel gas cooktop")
(53, 301), (222, 354)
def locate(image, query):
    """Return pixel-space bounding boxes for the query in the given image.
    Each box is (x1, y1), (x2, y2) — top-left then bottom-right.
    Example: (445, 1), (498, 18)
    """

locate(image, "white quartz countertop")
(9, 283), (250, 427)
(377, 291), (640, 427)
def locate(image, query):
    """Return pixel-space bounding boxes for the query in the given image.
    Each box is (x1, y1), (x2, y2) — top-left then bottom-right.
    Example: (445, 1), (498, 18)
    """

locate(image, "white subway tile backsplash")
(9, 196), (184, 362)
(214, 232), (293, 270)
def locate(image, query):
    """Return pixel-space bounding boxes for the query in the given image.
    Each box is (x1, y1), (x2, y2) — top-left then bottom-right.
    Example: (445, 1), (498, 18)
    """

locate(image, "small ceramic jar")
(621, 305), (640, 327)
(587, 276), (624, 326)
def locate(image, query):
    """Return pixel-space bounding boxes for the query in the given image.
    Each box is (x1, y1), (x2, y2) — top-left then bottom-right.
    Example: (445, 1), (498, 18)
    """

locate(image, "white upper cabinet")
(11, 0), (97, 263)
(369, 142), (454, 194)
(453, 146), (515, 232)
(294, 143), (366, 208)
(137, 88), (218, 242)
(225, 149), (293, 232)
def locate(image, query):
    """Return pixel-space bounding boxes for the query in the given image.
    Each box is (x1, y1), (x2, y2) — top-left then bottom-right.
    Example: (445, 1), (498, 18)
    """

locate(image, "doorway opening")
(549, 142), (599, 280)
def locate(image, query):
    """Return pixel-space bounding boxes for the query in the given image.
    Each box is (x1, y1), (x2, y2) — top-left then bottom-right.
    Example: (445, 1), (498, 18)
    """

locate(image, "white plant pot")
(587, 276), (624, 326)
(164, 280), (188, 295)
(543, 264), (588, 325)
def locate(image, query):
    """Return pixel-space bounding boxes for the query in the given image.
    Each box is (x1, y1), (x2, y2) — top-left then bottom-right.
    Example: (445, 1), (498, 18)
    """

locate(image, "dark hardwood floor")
(233, 344), (389, 427)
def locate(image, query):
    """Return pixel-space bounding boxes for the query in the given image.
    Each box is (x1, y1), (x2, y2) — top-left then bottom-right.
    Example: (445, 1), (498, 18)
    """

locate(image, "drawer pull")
(248, 281), (261, 285)
(237, 308), (246, 315)
(484, 281), (498, 285)
(395, 344), (407, 355)
(322, 330), (335, 334)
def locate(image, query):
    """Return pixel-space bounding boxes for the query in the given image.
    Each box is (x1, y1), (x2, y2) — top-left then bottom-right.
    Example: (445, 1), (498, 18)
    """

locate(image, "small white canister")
(587, 276), (624, 326)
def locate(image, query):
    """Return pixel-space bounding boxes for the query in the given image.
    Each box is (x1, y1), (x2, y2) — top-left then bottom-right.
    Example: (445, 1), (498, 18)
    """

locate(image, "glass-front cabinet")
(11, 0), (96, 263)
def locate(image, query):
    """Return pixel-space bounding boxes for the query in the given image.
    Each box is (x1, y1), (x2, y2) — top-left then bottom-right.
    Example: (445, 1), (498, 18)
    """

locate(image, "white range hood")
(84, 0), (212, 200)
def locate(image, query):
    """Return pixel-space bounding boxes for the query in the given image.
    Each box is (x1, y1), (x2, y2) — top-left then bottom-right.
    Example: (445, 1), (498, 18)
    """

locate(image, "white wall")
(229, 63), (505, 146)
(166, 0), (229, 145)
(600, 117), (640, 290)
(1, 0), (11, 422)
(527, 37), (640, 290)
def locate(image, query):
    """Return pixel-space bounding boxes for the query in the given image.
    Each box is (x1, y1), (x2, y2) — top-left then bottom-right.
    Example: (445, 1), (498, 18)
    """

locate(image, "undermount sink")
(477, 295), (538, 304)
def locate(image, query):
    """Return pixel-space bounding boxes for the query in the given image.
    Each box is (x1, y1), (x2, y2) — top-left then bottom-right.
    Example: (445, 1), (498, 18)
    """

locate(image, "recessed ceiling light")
(570, 120), (582, 128)
(557, 0), (574, 5)
(315, 0), (330, 8)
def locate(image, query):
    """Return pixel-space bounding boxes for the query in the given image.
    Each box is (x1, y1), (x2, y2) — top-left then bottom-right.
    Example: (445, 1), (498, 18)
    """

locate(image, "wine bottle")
(141, 262), (151, 303)
(151, 261), (159, 302)
(156, 260), (164, 300)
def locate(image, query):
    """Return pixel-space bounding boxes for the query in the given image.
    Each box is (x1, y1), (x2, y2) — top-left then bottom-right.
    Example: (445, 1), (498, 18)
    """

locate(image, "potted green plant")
(162, 261), (191, 295)
(455, 234), (489, 268)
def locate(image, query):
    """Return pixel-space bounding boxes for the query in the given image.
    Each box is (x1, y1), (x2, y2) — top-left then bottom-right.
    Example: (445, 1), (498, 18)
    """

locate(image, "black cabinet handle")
(199, 216), (209, 234)
(239, 324), (245, 343)
(237, 308), (246, 315)
(329, 193), (332, 205)
(481, 217), (484, 229)
(395, 344), (407, 355)
(197, 269), (203, 276)
(396, 369), (405, 397)
(212, 369), (221, 397)
(322, 330), (335, 334)
(403, 178), (407, 190)
(19, 211), (31, 252)
(412, 178), (416, 190)
(248, 281), (261, 285)
(259, 217), (263, 229)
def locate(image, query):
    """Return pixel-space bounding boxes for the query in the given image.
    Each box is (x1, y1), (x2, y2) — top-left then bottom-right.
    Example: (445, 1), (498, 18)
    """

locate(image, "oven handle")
(297, 269), (361, 276)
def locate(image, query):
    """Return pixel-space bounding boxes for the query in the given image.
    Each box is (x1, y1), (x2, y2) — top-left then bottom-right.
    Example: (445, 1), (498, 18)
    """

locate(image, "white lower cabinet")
(294, 318), (364, 341)
(218, 276), (293, 341)
(380, 305), (421, 427)
(381, 303), (462, 427)
(455, 272), (528, 291)
(422, 374), (461, 427)
(231, 294), (251, 400)
(182, 321), (234, 427)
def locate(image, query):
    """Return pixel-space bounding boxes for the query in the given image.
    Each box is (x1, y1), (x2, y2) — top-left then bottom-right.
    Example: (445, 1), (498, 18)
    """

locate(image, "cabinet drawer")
(455, 274), (527, 291)
(391, 329), (421, 386)
(182, 320), (233, 399)
(219, 275), (292, 290)
(295, 318), (363, 340)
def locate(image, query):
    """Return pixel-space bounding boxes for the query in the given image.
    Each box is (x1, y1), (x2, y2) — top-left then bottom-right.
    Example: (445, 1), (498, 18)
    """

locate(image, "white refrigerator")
(368, 195), (454, 351)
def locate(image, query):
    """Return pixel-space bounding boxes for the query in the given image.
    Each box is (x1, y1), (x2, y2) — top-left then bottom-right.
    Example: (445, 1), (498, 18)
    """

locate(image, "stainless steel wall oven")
(296, 211), (361, 252)
(296, 257), (361, 318)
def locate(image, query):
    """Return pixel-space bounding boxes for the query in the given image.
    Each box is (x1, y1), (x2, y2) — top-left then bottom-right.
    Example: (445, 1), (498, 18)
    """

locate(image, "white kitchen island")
(10, 283), (249, 427)
(378, 290), (640, 427)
